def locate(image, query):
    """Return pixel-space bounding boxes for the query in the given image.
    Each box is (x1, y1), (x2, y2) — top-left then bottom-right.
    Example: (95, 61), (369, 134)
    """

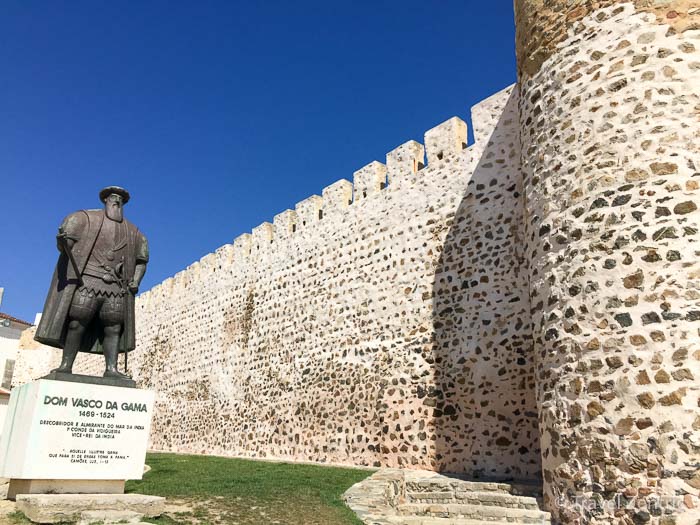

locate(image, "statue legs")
(52, 288), (131, 379)
(102, 323), (130, 380)
(51, 289), (96, 374)
(51, 319), (84, 373)
(99, 293), (131, 379)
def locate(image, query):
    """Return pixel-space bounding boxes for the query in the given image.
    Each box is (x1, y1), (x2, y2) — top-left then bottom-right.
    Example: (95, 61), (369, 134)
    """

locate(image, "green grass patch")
(126, 452), (373, 525)
(6, 511), (32, 525)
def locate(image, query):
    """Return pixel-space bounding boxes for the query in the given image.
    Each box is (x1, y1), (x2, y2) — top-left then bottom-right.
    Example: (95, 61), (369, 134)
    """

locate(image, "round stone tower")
(514, 1), (700, 523)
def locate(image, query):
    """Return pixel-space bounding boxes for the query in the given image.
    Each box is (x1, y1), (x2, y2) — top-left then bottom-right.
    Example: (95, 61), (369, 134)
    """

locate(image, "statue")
(35, 186), (148, 382)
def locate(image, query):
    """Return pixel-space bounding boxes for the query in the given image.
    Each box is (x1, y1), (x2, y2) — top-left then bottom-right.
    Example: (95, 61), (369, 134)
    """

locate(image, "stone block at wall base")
(77, 510), (143, 525)
(16, 493), (165, 524)
(76, 510), (146, 525)
(7, 479), (125, 500)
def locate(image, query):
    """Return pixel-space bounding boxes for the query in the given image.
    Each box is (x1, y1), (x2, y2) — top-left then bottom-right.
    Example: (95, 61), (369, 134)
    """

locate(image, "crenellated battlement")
(251, 222), (273, 252)
(294, 195), (323, 230)
(143, 85), (513, 298)
(353, 161), (387, 200)
(321, 180), (353, 216)
(273, 209), (296, 239)
(232, 233), (251, 259)
(425, 117), (467, 165)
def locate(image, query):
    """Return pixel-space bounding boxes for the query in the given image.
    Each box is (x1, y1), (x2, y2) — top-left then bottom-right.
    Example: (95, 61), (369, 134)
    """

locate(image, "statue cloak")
(34, 209), (148, 354)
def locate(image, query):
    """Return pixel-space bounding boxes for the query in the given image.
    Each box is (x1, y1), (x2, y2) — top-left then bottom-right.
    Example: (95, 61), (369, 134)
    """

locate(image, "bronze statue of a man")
(35, 186), (148, 380)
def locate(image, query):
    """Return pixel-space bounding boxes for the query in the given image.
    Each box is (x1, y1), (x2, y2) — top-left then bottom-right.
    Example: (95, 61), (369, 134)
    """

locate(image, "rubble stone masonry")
(132, 85), (543, 479)
(515, 0), (700, 523)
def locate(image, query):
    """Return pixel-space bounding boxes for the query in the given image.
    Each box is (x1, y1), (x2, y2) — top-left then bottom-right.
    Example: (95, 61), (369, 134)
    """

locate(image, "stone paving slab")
(399, 503), (550, 523)
(452, 491), (540, 509)
(16, 494), (165, 524)
(384, 518), (519, 525)
(77, 509), (143, 525)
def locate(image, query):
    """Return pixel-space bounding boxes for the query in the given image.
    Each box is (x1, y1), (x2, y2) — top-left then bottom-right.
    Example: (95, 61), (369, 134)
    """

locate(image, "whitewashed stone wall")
(11, 327), (62, 386)
(516, 1), (700, 523)
(19, 85), (541, 480)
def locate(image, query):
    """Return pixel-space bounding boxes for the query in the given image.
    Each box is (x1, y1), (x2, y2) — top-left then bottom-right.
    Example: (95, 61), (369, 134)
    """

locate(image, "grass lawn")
(126, 452), (373, 525)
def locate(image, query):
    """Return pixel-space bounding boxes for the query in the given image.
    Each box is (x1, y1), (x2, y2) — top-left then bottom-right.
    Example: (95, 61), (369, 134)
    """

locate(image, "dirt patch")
(0, 480), (17, 525)
(153, 496), (347, 525)
(0, 506), (18, 525)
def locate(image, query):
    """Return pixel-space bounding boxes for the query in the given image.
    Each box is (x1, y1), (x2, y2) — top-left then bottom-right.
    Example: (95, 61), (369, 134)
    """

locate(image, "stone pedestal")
(0, 379), (154, 500)
(8, 479), (125, 500)
(42, 371), (137, 389)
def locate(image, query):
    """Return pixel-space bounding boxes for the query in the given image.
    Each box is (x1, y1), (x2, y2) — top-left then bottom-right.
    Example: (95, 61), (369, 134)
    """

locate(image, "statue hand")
(56, 232), (75, 251)
(128, 281), (139, 294)
(56, 231), (67, 251)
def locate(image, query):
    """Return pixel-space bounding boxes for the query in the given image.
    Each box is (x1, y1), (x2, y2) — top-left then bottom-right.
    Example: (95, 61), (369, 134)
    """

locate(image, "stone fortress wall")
(130, 85), (542, 480)
(14, 2), (700, 522)
(18, 84), (542, 481)
(11, 328), (60, 385)
(515, 1), (700, 523)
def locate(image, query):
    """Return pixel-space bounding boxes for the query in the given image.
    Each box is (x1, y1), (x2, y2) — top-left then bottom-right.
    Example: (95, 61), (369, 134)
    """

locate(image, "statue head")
(99, 186), (130, 223)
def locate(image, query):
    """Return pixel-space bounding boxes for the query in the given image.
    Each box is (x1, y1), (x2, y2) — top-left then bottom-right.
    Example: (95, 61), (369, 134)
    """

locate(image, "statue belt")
(78, 277), (124, 298)
(83, 261), (126, 291)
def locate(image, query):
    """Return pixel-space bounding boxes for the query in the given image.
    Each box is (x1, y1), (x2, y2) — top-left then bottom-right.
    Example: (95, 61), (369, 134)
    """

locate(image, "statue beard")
(105, 202), (123, 222)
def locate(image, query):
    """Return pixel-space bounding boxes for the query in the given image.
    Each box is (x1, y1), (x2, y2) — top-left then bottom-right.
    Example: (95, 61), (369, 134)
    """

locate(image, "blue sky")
(1, 1), (517, 322)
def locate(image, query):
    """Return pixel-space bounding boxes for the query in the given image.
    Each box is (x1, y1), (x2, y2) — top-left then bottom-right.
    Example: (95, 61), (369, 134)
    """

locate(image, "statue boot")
(50, 320), (82, 374)
(51, 347), (78, 374)
(102, 325), (132, 380)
